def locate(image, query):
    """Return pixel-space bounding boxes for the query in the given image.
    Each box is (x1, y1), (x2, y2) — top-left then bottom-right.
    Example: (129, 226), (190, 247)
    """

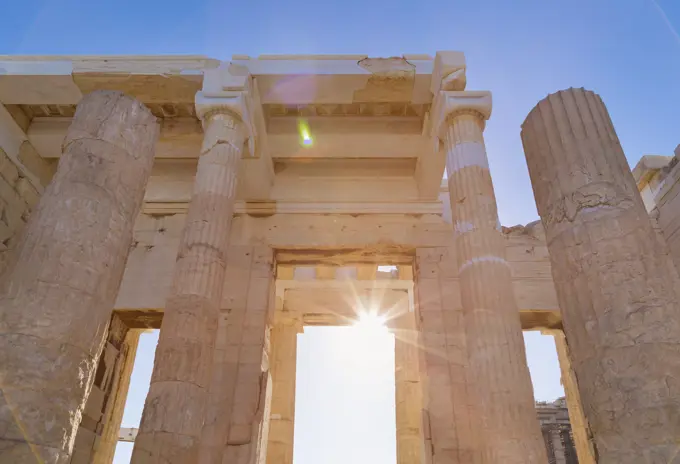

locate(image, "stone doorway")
(268, 263), (424, 464)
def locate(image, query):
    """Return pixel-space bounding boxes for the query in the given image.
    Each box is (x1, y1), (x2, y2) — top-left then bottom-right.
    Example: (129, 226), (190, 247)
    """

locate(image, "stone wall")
(536, 399), (578, 464)
(649, 159), (680, 270)
(0, 145), (42, 271)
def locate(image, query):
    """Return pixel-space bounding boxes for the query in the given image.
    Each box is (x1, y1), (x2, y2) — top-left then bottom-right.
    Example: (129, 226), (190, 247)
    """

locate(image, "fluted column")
(439, 91), (547, 462)
(132, 95), (246, 463)
(0, 91), (157, 464)
(522, 88), (680, 463)
(266, 312), (302, 464)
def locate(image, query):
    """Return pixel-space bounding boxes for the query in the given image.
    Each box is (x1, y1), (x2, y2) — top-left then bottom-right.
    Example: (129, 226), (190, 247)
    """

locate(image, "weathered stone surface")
(546, 330), (596, 464)
(522, 88), (680, 463)
(132, 110), (245, 463)
(0, 146), (46, 272)
(0, 90), (157, 463)
(392, 311), (425, 464)
(414, 247), (486, 464)
(196, 246), (273, 464)
(266, 312), (301, 464)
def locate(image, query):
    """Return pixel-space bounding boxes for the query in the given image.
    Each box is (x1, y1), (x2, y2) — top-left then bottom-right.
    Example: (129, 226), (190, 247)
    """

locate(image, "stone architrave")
(522, 88), (680, 462)
(0, 91), (158, 464)
(435, 91), (548, 462)
(132, 87), (249, 463)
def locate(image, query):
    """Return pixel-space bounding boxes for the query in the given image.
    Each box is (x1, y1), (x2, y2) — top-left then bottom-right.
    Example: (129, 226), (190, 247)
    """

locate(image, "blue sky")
(3, 0), (679, 224)
(3, 1), (679, 462)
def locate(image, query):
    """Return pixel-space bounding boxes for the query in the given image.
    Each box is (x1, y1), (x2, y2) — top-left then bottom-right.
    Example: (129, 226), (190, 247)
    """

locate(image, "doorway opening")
(524, 331), (579, 464)
(112, 329), (159, 464)
(293, 325), (397, 464)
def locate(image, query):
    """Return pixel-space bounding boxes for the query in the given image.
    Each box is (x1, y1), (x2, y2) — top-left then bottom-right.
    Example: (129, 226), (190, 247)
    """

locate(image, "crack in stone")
(544, 183), (635, 225)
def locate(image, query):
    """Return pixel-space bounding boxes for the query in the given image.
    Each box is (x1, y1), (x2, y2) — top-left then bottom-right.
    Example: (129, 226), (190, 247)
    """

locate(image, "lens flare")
(354, 311), (388, 333)
(298, 119), (313, 146)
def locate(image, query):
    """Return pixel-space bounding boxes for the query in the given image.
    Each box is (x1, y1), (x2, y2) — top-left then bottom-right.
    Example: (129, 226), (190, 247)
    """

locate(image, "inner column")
(441, 92), (547, 462)
(132, 97), (245, 463)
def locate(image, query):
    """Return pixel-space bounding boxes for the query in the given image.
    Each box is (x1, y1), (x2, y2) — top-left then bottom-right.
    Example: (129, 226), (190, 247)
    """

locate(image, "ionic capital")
(195, 63), (262, 157)
(430, 91), (492, 140)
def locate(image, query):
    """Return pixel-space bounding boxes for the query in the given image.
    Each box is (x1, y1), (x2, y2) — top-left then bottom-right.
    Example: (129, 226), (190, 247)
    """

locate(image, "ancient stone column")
(132, 95), (246, 463)
(522, 88), (680, 462)
(0, 90), (157, 464)
(439, 91), (547, 462)
(266, 311), (302, 464)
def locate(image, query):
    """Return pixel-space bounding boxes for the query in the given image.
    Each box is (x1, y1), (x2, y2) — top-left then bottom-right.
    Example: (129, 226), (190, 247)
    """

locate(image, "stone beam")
(26, 117), (203, 160)
(267, 117), (424, 160)
(0, 56), (219, 105)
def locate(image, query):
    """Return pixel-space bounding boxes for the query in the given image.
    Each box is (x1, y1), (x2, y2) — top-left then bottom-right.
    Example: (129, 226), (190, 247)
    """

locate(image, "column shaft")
(521, 88), (680, 462)
(0, 91), (157, 463)
(266, 314), (301, 464)
(132, 111), (244, 463)
(445, 113), (547, 462)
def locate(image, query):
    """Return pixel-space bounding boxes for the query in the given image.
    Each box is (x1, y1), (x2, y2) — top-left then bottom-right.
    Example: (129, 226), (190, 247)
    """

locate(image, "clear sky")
(3, 1), (679, 463)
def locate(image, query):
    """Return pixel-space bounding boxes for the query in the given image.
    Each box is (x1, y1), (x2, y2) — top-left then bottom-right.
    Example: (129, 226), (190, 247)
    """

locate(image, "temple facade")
(0, 52), (678, 464)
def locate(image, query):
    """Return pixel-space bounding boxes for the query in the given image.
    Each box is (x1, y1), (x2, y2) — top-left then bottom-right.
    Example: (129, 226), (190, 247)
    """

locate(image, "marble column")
(266, 312), (302, 464)
(132, 98), (245, 463)
(392, 311), (425, 464)
(440, 91), (547, 462)
(522, 88), (680, 462)
(0, 90), (157, 464)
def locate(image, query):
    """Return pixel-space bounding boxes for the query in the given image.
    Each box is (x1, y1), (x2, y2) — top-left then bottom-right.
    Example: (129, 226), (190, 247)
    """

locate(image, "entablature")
(0, 52), (476, 203)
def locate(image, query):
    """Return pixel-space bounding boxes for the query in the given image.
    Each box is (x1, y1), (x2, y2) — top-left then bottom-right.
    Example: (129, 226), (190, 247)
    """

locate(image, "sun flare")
(353, 311), (388, 334)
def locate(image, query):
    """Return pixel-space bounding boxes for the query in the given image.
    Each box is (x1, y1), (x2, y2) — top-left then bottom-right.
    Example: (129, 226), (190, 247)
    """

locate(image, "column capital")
(195, 63), (262, 157)
(430, 90), (492, 140)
